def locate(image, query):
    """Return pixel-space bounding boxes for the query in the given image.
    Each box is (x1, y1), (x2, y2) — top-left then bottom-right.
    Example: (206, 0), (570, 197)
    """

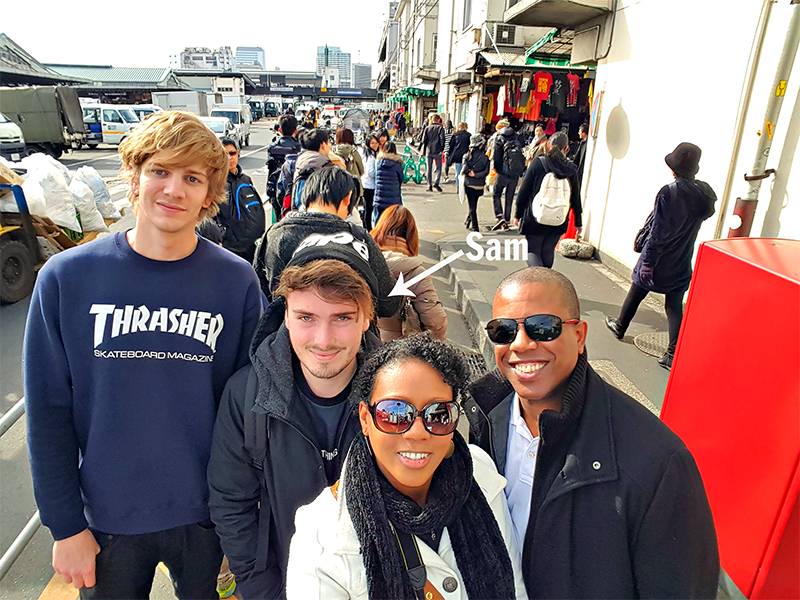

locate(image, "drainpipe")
(728, 0), (800, 238)
(713, 0), (776, 238)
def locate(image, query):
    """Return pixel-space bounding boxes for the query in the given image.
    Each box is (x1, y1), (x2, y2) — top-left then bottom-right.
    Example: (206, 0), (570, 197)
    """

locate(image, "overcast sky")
(4, 1), (390, 73)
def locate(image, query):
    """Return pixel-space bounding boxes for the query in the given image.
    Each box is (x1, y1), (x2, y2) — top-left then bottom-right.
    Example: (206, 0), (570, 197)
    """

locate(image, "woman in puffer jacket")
(286, 335), (527, 600)
(370, 206), (447, 341)
(373, 141), (404, 225)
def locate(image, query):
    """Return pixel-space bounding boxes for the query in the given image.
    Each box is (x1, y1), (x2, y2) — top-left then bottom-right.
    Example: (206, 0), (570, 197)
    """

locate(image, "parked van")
(209, 105), (251, 147)
(81, 104), (140, 146)
(0, 112), (25, 162)
(130, 104), (163, 122)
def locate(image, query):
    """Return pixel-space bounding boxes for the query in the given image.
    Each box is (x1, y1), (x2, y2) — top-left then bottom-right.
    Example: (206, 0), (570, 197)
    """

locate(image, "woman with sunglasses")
(286, 335), (526, 600)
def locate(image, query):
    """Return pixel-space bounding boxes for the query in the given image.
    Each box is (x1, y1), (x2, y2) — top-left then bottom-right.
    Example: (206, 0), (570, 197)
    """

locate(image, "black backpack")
(502, 138), (526, 178)
(229, 183), (266, 246)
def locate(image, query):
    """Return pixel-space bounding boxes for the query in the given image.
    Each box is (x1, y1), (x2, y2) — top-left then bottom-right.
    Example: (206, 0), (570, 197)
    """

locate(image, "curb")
(436, 239), (497, 370)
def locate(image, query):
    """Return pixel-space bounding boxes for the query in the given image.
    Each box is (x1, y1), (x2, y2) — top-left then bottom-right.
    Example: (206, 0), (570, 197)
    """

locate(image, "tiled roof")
(45, 65), (171, 83)
(0, 34), (88, 84)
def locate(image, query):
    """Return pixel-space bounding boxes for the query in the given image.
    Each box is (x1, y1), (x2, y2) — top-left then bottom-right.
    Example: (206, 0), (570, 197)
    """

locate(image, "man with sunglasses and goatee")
(465, 267), (719, 599)
(207, 237), (382, 599)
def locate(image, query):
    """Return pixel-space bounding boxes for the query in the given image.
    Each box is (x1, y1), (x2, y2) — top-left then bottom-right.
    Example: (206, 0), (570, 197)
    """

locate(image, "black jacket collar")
(468, 353), (619, 491)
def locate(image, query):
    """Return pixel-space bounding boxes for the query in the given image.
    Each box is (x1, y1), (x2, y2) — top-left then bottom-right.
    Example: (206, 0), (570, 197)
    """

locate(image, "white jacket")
(286, 445), (527, 600)
(360, 150), (377, 190)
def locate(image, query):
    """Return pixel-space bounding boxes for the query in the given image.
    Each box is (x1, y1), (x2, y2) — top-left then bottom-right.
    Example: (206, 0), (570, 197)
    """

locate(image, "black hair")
(363, 132), (380, 158)
(376, 128), (389, 141)
(579, 122), (589, 134)
(221, 138), (238, 150)
(299, 128), (329, 152)
(301, 165), (354, 210)
(382, 141), (397, 155)
(279, 114), (298, 136)
(497, 267), (581, 319)
(195, 218), (223, 244)
(352, 334), (471, 408)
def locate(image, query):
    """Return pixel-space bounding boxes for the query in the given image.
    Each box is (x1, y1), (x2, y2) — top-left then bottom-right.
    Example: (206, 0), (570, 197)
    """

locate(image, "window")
(102, 109), (122, 123)
(433, 34), (438, 60)
(417, 39), (422, 67)
(463, 0), (472, 30)
(82, 108), (100, 124)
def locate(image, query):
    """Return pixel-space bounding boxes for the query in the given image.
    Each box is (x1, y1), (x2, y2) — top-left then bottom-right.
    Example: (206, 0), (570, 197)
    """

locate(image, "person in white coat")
(287, 335), (527, 600)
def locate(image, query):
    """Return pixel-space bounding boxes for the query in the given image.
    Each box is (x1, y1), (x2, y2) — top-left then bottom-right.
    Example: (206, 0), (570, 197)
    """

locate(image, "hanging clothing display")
(520, 71), (533, 93)
(550, 75), (567, 113)
(496, 85), (506, 116)
(567, 74), (580, 107)
(533, 72), (553, 100)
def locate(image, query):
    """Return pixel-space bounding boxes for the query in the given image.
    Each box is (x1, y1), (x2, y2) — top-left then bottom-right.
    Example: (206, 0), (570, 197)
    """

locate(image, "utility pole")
(728, 1), (800, 238)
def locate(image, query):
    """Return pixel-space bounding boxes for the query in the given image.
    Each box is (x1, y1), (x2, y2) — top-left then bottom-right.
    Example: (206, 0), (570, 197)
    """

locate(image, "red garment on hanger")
(545, 119), (557, 136)
(567, 74), (580, 106)
(533, 72), (553, 100)
(527, 98), (541, 121)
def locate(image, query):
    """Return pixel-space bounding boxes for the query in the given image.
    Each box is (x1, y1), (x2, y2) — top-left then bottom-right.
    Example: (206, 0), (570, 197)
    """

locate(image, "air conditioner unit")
(493, 23), (521, 47)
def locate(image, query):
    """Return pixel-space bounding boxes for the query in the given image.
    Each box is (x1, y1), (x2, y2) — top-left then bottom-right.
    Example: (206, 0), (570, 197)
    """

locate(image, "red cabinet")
(661, 238), (799, 599)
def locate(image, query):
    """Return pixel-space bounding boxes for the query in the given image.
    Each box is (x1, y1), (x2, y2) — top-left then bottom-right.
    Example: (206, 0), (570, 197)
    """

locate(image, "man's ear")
(342, 191), (352, 207)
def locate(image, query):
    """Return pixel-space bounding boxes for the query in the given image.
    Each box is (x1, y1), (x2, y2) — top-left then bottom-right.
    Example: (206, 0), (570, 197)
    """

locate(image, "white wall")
(583, 0), (799, 275)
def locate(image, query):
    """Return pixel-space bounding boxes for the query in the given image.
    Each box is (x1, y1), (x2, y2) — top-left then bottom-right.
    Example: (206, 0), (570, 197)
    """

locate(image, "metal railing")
(0, 398), (42, 581)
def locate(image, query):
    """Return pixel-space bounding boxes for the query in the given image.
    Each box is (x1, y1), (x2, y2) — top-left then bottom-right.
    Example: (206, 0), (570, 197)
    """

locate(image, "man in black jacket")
(216, 139), (265, 263)
(466, 267), (719, 599)
(208, 246), (382, 599)
(255, 166), (401, 320)
(420, 113), (445, 192)
(266, 115), (302, 219)
(492, 121), (525, 229)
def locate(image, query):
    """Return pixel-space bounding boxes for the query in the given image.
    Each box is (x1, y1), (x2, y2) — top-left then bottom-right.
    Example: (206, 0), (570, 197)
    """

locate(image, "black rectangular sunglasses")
(485, 314), (580, 345)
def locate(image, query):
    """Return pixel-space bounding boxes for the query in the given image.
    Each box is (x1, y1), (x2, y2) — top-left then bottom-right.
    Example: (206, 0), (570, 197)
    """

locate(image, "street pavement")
(0, 120), (681, 598)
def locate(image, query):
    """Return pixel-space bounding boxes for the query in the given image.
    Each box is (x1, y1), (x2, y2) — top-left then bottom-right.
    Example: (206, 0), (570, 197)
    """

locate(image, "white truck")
(209, 105), (251, 147)
(151, 91), (209, 116)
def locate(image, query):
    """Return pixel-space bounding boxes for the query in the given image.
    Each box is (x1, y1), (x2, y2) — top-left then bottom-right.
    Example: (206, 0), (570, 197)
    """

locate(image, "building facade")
(316, 46), (352, 88)
(169, 47), (235, 71)
(352, 63), (372, 89)
(236, 46), (265, 69)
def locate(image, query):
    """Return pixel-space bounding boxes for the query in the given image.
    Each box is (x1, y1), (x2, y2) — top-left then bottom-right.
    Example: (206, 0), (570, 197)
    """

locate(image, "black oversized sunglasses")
(366, 399), (461, 436)
(485, 314), (580, 345)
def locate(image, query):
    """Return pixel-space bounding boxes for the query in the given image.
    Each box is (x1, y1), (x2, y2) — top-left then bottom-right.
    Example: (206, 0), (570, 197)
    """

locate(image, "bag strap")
(391, 524), (427, 600)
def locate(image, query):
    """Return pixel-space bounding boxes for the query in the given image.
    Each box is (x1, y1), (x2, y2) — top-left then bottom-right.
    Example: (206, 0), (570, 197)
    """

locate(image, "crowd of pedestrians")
(21, 107), (721, 600)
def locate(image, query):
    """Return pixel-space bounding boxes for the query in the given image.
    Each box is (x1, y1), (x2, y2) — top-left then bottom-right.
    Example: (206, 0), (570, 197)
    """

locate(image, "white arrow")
(389, 250), (466, 297)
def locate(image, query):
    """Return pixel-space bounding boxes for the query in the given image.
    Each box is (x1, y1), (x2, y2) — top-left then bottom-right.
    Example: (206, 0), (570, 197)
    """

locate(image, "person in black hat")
(207, 241), (384, 599)
(461, 133), (490, 232)
(254, 165), (401, 319)
(605, 142), (717, 370)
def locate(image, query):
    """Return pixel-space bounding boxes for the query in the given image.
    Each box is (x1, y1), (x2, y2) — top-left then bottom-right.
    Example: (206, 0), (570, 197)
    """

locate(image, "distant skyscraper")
(170, 47), (235, 70)
(316, 46), (351, 88)
(351, 63), (372, 89)
(236, 46), (265, 69)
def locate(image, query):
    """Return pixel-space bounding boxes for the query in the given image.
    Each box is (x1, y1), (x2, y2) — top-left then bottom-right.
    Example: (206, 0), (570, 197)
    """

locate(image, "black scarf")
(345, 432), (516, 600)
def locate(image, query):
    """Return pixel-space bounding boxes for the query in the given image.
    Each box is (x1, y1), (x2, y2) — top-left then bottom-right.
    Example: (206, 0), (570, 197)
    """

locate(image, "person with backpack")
(208, 246), (383, 600)
(266, 114), (302, 220)
(216, 138), (265, 263)
(373, 140), (405, 225)
(370, 205), (447, 341)
(257, 166), (401, 321)
(283, 128), (334, 214)
(462, 134), (491, 232)
(334, 127), (364, 198)
(492, 121), (527, 230)
(514, 131), (583, 268)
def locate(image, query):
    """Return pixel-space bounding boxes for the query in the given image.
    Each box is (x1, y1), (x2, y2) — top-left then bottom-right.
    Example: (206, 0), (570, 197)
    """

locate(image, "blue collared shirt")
(504, 393), (541, 547)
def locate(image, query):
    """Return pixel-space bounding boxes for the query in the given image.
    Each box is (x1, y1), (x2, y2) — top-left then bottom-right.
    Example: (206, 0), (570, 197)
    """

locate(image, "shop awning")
(400, 85), (437, 97)
(504, 0), (613, 29)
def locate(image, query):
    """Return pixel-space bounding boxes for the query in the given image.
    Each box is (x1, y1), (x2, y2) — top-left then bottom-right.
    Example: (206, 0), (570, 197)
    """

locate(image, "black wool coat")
(465, 353), (720, 599)
(634, 177), (716, 293)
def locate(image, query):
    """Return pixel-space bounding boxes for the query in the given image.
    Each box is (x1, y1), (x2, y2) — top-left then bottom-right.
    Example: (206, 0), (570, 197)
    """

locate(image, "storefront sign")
(271, 87), (293, 92)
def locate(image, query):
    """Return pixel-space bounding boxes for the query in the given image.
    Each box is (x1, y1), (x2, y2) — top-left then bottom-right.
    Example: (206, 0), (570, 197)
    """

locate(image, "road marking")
(38, 574), (79, 600)
(37, 563), (171, 599)
(240, 145), (267, 158)
(62, 153), (121, 168)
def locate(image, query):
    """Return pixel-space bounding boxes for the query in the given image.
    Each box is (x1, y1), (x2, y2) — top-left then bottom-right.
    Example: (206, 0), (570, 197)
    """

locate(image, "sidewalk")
(401, 173), (672, 415)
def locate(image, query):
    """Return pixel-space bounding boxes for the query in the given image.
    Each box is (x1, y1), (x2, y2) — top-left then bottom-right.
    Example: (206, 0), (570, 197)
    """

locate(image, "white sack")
(40, 171), (81, 231)
(74, 166), (120, 219)
(20, 153), (71, 183)
(69, 180), (108, 232)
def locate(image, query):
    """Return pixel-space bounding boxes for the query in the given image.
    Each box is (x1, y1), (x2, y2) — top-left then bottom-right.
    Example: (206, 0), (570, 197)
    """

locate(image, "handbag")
(400, 298), (424, 336)
(634, 181), (676, 253)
